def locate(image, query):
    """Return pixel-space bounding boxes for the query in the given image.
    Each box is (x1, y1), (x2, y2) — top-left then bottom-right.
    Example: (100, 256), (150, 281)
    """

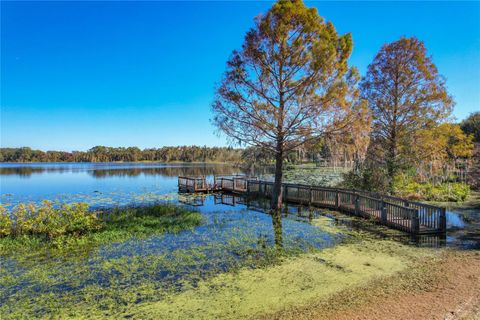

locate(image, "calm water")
(0, 162), (253, 208)
(0, 163), (344, 314)
(0, 162), (478, 249)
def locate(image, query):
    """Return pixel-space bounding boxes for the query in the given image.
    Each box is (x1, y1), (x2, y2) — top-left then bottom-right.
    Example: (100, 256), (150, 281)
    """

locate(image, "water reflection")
(183, 193), (477, 249)
(0, 163), (275, 208)
(0, 163), (245, 178)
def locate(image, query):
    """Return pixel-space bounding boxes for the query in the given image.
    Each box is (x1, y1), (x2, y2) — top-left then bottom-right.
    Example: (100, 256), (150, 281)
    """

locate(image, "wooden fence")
(178, 176), (208, 192)
(247, 180), (446, 235)
(214, 175), (257, 193)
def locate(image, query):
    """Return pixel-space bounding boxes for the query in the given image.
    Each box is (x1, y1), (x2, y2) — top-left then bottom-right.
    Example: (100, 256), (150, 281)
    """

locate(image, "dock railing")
(178, 176), (207, 192)
(214, 175), (257, 193)
(246, 180), (445, 235)
(177, 176), (446, 235)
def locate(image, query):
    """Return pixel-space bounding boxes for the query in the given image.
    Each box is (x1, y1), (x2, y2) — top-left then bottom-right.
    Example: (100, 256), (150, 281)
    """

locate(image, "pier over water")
(178, 175), (447, 235)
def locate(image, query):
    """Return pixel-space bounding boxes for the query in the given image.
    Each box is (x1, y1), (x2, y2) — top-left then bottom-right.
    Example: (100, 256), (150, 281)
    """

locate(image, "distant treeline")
(0, 146), (245, 163)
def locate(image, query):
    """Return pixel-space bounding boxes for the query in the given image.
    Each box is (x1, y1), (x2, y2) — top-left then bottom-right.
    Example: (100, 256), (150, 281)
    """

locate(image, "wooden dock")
(178, 176), (447, 235)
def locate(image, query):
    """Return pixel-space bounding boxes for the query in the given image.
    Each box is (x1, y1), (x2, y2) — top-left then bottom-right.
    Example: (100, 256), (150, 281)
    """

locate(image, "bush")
(0, 201), (103, 239)
(342, 168), (471, 202)
(341, 165), (389, 193)
(393, 174), (470, 202)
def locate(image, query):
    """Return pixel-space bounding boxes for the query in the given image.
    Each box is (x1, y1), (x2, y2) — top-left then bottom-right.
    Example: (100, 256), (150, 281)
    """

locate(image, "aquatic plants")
(393, 175), (470, 202)
(0, 202), (203, 255)
(0, 195), (449, 320)
(0, 201), (102, 238)
(130, 239), (435, 320)
(0, 202), (343, 319)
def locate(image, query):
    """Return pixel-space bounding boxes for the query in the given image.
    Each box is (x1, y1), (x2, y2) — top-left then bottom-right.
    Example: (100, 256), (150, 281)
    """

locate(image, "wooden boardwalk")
(178, 176), (447, 235)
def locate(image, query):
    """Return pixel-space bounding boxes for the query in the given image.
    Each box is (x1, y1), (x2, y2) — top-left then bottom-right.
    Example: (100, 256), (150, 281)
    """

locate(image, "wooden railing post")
(335, 189), (339, 208)
(440, 207), (447, 232)
(284, 185), (288, 201)
(309, 187), (313, 205)
(412, 209), (420, 234)
(381, 199), (387, 223)
(355, 193), (360, 215)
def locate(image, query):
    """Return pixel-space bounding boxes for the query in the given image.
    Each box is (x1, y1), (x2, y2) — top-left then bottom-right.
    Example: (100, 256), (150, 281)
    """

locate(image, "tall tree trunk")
(387, 142), (397, 193)
(387, 117), (398, 193)
(271, 145), (283, 212)
(271, 211), (283, 249)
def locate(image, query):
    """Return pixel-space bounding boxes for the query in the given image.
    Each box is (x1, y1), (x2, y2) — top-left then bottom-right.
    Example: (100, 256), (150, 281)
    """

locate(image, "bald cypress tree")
(212, 0), (360, 211)
(361, 37), (454, 192)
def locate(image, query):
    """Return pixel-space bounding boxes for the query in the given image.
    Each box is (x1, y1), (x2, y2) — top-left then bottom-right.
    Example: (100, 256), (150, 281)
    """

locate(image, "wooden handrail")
(178, 176), (446, 235)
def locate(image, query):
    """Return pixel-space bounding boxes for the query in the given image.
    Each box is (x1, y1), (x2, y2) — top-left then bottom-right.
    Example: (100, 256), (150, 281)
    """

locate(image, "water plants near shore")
(0, 199), (343, 319)
(0, 202), (202, 254)
(1, 193), (478, 319)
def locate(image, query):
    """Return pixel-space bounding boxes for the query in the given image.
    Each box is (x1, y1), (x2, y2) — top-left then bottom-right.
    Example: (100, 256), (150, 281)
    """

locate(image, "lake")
(0, 163), (345, 318)
(0, 162), (256, 208)
(0, 162), (478, 250)
(0, 162), (479, 318)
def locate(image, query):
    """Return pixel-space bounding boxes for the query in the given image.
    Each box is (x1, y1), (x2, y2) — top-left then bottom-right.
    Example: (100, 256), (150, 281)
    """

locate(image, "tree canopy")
(360, 36), (454, 190)
(212, 0), (361, 209)
(460, 112), (480, 143)
(0, 146), (243, 163)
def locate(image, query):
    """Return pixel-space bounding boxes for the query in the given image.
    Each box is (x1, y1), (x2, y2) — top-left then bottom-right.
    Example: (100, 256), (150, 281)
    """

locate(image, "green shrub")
(393, 174), (470, 202)
(341, 165), (389, 193)
(0, 201), (103, 239)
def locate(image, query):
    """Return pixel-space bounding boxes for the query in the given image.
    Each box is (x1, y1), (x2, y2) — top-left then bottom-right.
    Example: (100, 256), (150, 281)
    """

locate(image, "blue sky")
(2, 1), (479, 151)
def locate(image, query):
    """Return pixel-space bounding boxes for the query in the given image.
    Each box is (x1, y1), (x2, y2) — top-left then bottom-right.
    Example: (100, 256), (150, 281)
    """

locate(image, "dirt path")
(265, 251), (480, 320)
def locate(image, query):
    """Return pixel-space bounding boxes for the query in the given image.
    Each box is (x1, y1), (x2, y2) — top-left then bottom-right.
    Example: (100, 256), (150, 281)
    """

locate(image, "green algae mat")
(1, 207), (436, 320)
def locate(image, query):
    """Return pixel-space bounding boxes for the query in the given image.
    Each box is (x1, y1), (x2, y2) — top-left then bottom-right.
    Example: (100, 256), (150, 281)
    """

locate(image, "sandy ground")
(265, 251), (480, 320)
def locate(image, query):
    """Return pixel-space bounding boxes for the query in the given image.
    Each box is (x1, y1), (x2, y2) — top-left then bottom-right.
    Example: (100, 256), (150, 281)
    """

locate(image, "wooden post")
(440, 207), (447, 232)
(284, 185), (288, 202)
(412, 209), (420, 234)
(309, 187), (313, 205)
(355, 194), (360, 215)
(335, 190), (339, 208)
(381, 199), (387, 223)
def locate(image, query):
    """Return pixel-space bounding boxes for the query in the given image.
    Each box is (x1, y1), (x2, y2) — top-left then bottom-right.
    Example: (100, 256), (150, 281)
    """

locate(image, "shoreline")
(261, 249), (480, 320)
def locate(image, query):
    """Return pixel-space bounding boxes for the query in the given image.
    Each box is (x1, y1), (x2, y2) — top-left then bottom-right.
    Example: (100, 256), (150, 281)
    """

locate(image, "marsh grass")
(0, 198), (437, 320)
(2, 202), (327, 319)
(0, 203), (202, 255)
(283, 165), (350, 187)
(0, 201), (101, 238)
